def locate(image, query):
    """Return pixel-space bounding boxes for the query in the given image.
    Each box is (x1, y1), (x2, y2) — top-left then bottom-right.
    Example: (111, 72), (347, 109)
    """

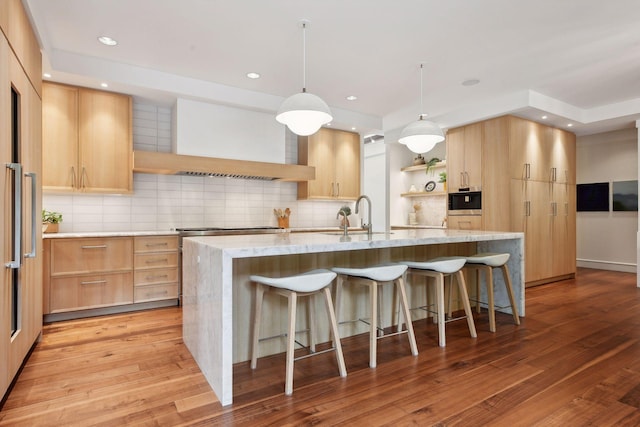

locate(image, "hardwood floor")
(2, 268), (640, 426)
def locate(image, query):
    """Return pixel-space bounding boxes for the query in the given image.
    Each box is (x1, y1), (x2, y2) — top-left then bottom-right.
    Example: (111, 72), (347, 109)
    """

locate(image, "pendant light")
(276, 21), (332, 136)
(398, 64), (444, 153)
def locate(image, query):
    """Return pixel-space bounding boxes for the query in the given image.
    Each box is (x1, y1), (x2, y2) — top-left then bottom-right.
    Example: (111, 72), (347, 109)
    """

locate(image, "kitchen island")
(182, 229), (524, 405)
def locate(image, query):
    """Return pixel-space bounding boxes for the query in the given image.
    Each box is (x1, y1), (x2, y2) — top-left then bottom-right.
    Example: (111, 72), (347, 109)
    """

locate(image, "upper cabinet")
(298, 128), (361, 200)
(42, 82), (133, 193)
(446, 122), (482, 191)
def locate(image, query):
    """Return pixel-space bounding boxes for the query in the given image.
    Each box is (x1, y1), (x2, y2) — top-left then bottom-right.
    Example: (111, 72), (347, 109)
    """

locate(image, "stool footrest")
(294, 346), (340, 362)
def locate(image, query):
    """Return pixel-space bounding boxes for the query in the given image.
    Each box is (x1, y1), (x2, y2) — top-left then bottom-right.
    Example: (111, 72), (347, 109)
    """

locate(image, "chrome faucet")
(337, 208), (350, 236)
(355, 195), (372, 236)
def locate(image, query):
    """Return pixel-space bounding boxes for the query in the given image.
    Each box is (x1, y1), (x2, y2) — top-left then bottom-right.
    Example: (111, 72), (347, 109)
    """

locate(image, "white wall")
(388, 139), (447, 227)
(42, 102), (358, 232)
(363, 142), (386, 232)
(576, 128), (638, 272)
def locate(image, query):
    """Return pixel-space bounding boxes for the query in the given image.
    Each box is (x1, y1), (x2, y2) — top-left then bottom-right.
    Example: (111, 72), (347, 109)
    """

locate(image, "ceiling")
(23, 0), (640, 138)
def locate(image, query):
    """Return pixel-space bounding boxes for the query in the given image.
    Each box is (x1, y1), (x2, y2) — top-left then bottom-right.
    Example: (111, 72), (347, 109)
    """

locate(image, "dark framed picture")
(577, 182), (609, 212)
(613, 180), (638, 211)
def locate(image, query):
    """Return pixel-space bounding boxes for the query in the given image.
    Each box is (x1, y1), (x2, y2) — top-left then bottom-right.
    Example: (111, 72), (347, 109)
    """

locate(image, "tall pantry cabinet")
(447, 115), (576, 287)
(0, 0), (43, 400)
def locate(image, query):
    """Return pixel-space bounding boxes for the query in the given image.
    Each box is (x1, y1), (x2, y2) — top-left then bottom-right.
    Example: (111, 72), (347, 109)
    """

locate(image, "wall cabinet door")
(42, 83), (78, 191)
(551, 183), (576, 277)
(549, 128), (576, 184)
(446, 122), (482, 192)
(298, 128), (361, 200)
(509, 117), (553, 181)
(42, 82), (133, 194)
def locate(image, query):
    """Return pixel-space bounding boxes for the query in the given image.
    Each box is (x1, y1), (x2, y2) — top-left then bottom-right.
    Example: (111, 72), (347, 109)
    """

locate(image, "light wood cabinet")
(446, 122), (482, 191)
(45, 237), (134, 313)
(448, 215), (482, 230)
(1, 5), (43, 400)
(42, 82), (133, 193)
(298, 128), (361, 200)
(447, 115), (576, 286)
(133, 236), (179, 303)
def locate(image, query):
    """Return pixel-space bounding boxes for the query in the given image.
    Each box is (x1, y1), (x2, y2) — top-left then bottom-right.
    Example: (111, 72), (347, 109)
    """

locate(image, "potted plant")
(42, 209), (63, 233)
(337, 205), (351, 227)
(425, 157), (441, 176)
(439, 172), (447, 192)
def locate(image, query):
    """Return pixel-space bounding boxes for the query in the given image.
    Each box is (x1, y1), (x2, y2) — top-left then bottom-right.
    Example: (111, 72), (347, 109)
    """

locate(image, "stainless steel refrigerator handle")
(24, 171), (36, 258)
(5, 163), (22, 269)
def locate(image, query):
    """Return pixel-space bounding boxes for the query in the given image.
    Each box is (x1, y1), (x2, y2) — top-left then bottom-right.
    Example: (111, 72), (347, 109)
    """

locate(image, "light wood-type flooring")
(2, 268), (640, 426)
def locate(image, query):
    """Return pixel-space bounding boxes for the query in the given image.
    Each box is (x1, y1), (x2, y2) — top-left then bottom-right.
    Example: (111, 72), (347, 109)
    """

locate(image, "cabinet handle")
(145, 242), (168, 247)
(145, 290), (169, 297)
(81, 245), (108, 249)
(524, 163), (531, 180)
(81, 280), (107, 285)
(336, 182), (340, 197)
(550, 167), (557, 182)
(565, 202), (569, 216)
(145, 274), (169, 280)
(71, 166), (76, 188)
(145, 258), (168, 264)
(460, 172), (465, 187)
(80, 167), (86, 189)
(24, 172), (37, 258)
(524, 201), (531, 217)
(550, 202), (558, 216)
(5, 163), (22, 269)
(330, 182), (335, 197)
(465, 172), (470, 187)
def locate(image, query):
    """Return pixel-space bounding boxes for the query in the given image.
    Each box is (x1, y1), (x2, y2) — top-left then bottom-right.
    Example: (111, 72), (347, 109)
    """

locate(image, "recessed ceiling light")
(346, 95), (357, 101)
(100, 82), (109, 88)
(461, 79), (480, 86)
(43, 73), (51, 78)
(246, 72), (260, 79)
(98, 36), (118, 46)
(541, 115), (548, 119)
(567, 123), (573, 127)
(351, 127), (357, 131)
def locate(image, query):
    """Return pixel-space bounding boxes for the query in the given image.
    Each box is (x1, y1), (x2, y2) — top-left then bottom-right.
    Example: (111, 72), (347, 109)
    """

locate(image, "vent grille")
(177, 171), (276, 181)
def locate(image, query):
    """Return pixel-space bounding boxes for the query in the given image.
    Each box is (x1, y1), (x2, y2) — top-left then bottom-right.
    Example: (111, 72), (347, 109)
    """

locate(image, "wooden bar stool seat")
(250, 269), (347, 396)
(401, 257), (477, 347)
(332, 264), (418, 368)
(464, 252), (520, 332)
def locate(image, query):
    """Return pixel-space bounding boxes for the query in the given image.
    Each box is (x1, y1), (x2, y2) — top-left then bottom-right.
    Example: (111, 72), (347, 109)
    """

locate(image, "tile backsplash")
(43, 102), (357, 233)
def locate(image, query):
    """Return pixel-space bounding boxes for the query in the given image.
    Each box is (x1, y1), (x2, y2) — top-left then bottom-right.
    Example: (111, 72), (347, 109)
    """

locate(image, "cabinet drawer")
(448, 215), (482, 230)
(134, 235), (178, 253)
(134, 283), (178, 303)
(50, 272), (133, 312)
(134, 252), (178, 270)
(134, 267), (178, 286)
(51, 237), (133, 275)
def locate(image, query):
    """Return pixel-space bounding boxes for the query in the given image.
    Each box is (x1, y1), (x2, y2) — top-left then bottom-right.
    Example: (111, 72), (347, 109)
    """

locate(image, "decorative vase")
(43, 223), (59, 233)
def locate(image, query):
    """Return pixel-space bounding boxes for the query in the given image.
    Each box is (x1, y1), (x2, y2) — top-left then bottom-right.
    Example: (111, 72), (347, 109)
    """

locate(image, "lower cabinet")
(44, 235), (178, 316)
(133, 235), (179, 303)
(447, 215), (482, 230)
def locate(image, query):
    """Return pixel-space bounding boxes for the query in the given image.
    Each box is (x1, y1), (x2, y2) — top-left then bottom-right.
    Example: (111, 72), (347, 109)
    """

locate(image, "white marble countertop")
(185, 229), (524, 258)
(42, 230), (179, 239)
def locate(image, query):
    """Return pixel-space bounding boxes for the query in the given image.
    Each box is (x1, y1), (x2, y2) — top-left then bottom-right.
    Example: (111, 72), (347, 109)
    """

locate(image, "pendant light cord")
(302, 22), (307, 93)
(419, 63), (424, 120)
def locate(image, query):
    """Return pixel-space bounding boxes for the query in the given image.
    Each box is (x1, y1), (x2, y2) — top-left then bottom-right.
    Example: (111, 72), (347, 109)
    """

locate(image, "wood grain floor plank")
(3, 268), (640, 425)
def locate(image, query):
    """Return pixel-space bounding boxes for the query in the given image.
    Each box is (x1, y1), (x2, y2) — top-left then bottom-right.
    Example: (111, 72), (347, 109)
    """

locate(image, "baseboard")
(43, 299), (179, 323)
(576, 259), (637, 273)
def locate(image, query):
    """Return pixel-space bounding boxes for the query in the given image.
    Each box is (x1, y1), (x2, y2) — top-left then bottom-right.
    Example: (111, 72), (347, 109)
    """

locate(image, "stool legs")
(252, 282), (346, 396)
(335, 275), (417, 368)
(456, 270), (477, 339)
(464, 263), (520, 332)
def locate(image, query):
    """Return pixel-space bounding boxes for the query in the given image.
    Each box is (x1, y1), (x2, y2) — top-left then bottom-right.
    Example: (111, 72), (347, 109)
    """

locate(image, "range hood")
(132, 151), (315, 182)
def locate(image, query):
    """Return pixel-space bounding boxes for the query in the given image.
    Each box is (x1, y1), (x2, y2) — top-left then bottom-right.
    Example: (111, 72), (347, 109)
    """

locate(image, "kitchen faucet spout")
(355, 195), (372, 236)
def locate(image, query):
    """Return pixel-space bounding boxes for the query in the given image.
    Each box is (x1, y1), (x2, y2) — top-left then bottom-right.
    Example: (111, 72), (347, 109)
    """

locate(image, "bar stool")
(332, 264), (418, 368)
(250, 269), (347, 396)
(464, 253), (520, 332)
(401, 257), (477, 347)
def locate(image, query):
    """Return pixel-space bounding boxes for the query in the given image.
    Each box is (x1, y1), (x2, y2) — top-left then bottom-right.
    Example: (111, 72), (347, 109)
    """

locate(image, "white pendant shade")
(276, 91), (333, 136)
(398, 118), (445, 154)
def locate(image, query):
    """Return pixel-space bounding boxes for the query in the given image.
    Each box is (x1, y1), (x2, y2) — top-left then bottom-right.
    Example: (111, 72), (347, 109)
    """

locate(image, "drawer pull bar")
(145, 258), (168, 263)
(81, 280), (107, 285)
(81, 245), (107, 249)
(145, 290), (169, 297)
(145, 274), (169, 280)
(145, 242), (168, 247)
